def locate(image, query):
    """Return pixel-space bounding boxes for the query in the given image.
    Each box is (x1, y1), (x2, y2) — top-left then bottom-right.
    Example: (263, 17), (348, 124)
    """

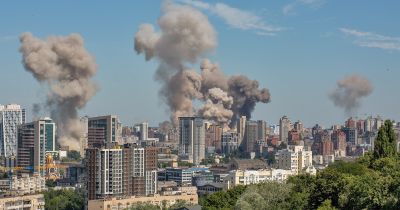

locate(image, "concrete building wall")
(88, 193), (198, 210)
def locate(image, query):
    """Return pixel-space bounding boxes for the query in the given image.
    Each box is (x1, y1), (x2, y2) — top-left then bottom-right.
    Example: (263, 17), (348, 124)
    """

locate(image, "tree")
(67, 150), (81, 161)
(46, 179), (56, 188)
(169, 199), (191, 209)
(235, 182), (292, 210)
(177, 161), (193, 167)
(200, 156), (216, 165)
(129, 203), (160, 210)
(373, 120), (397, 159)
(317, 200), (337, 210)
(44, 189), (85, 210)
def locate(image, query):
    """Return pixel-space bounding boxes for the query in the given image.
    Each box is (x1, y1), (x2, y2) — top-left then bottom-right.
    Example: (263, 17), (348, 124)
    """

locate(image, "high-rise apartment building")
(79, 116), (88, 157)
(85, 148), (123, 199)
(312, 130), (333, 156)
(205, 124), (223, 153)
(86, 145), (157, 200)
(237, 116), (246, 147)
(279, 116), (291, 143)
(88, 115), (122, 148)
(179, 117), (205, 165)
(0, 104), (25, 162)
(342, 127), (357, 144)
(257, 120), (266, 142)
(221, 132), (238, 155)
(139, 122), (148, 141)
(288, 129), (301, 145)
(17, 123), (34, 174)
(345, 117), (356, 129)
(293, 121), (304, 132)
(332, 130), (346, 156)
(17, 118), (55, 176)
(244, 121), (258, 153)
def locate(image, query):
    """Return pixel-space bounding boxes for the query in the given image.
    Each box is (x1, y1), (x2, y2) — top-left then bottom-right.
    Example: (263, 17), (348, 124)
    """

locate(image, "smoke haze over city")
(1, 0), (399, 128)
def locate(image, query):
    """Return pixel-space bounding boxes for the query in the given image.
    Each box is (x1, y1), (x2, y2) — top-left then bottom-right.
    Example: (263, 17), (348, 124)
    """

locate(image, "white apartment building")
(0, 104), (25, 159)
(145, 170), (158, 196)
(139, 122), (148, 141)
(224, 168), (294, 189)
(275, 145), (314, 175)
(10, 173), (46, 195)
(96, 148), (123, 197)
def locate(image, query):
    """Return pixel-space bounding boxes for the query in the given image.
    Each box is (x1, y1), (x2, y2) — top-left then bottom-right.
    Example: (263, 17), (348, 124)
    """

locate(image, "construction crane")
(0, 154), (70, 180)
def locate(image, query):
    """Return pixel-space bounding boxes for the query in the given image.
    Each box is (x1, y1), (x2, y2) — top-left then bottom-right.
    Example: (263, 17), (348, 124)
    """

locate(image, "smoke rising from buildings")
(19, 32), (98, 150)
(228, 75), (271, 127)
(134, 2), (270, 127)
(134, 2), (216, 125)
(329, 74), (373, 115)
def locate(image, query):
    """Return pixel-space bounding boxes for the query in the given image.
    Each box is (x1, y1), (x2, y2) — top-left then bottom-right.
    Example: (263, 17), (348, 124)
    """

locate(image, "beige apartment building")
(88, 193), (198, 210)
(0, 194), (45, 210)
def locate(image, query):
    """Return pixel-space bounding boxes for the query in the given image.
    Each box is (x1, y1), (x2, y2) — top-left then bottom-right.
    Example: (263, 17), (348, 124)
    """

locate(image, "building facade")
(275, 145), (313, 175)
(17, 118), (55, 176)
(279, 116), (291, 144)
(244, 121), (258, 154)
(221, 132), (238, 155)
(88, 193), (198, 210)
(179, 117), (205, 165)
(0, 194), (45, 210)
(86, 145), (158, 200)
(0, 104), (25, 163)
(88, 115), (122, 148)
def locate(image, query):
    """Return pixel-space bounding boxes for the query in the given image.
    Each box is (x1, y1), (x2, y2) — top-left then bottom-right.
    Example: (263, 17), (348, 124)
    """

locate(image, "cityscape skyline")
(1, 0), (400, 128)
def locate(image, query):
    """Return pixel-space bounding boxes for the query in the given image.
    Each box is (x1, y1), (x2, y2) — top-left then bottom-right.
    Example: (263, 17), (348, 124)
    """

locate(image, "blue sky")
(1, 0), (399, 128)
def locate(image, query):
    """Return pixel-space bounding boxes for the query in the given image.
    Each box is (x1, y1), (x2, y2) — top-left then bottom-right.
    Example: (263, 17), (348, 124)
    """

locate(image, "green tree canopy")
(373, 120), (397, 159)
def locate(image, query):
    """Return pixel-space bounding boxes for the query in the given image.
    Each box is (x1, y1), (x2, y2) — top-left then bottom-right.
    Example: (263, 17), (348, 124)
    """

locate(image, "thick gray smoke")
(20, 32), (97, 150)
(198, 87), (233, 124)
(164, 69), (203, 122)
(159, 121), (173, 134)
(329, 74), (373, 115)
(134, 2), (270, 127)
(228, 75), (271, 127)
(134, 2), (216, 125)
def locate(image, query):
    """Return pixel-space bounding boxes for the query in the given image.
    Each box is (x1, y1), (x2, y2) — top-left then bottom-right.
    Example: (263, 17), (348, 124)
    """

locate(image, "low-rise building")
(0, 194), (45, 210)
(88, 193), (198, 210)
(9, 173), (46, 195)
(223, 168), (293, 189)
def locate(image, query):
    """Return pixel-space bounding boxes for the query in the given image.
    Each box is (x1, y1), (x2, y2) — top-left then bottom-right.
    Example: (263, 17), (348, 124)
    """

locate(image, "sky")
(1, 0), (399, 128)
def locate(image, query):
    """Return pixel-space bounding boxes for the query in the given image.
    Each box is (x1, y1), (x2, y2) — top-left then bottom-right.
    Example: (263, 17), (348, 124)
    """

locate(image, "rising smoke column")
(134, 2), (216, 125)
(134, 2), (271, 127)
(329, 74), (373, 115)
(228, 75), (271, 127)
(19, 32), (98, 150)
(198, 87), (233, 124)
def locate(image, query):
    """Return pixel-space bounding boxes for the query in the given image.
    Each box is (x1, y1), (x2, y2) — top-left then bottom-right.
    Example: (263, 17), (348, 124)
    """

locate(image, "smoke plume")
(198, 88), (233, 124)
(134, 2), (216, 125)
(19, 32), (97, 150)
(134, 2), (270, 127)
(329, 74), (373, 115)
(159, 121), (173, 134)
(228, 75), (271, 126)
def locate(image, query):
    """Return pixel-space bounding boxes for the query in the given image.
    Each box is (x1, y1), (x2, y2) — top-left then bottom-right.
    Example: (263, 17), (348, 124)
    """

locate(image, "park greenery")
(128, 199), (191, 210)
(201, 120), (400, 210)
(44, 189), (85, 210)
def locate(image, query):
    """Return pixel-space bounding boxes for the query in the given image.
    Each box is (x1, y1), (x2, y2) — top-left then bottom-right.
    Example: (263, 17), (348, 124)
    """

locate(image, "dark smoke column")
(329, 74), (373, 115)
(228, 75), (271, 127)
(19, 32), (98, 150)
